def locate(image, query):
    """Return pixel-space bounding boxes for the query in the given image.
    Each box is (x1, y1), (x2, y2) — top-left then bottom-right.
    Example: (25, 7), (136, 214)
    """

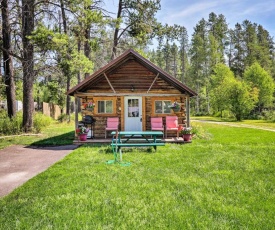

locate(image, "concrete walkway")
(0, 145), (78, 198)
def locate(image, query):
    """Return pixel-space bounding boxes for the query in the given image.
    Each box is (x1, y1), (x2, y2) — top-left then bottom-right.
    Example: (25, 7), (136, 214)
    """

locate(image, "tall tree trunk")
(84, 26), (91, 79)
(22, 0), (35, 132)
(60, 0), (71, 116)
(111, 0), (122, 60)
(1, 0), (16, 118)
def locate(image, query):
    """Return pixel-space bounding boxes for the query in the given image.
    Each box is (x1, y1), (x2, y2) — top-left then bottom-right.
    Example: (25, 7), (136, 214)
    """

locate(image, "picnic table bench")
(107, 131), (165, 166)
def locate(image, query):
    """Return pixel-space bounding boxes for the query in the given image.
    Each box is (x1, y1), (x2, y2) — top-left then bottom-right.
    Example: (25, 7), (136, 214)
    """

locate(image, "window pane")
(106, 101), (113, 113)
(98, 101), (105, 113)
(163, 101), (172, 113)
(155, 101), (162, 114)
(128, 99), (139, 117)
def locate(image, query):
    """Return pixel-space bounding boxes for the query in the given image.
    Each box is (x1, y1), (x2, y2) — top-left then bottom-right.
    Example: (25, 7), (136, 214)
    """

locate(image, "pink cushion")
(151, 117), (163, 129)
(106, 117), (119, 129)
(166, 116), (178, 129)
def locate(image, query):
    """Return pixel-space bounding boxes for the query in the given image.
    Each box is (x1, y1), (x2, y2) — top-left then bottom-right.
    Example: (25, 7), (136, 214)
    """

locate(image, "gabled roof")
(67, 49), (197, 97)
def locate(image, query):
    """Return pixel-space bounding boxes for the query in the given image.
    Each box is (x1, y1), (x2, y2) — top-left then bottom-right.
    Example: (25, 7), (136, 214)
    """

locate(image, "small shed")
(67, 49), (197, 138)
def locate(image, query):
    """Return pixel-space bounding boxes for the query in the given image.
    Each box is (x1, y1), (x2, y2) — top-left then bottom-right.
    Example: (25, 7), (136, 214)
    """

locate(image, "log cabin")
(67, 49), (197, 139)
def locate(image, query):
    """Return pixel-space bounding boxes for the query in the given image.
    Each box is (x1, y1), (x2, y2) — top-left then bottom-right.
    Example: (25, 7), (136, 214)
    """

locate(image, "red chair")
(165, 116), (179, 138)
(151, 117), (164, 138)
(105, 117), (119, 138)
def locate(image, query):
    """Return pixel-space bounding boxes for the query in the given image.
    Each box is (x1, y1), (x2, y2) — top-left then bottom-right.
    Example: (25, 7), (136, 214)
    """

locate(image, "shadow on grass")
(30, 130), (76, 146)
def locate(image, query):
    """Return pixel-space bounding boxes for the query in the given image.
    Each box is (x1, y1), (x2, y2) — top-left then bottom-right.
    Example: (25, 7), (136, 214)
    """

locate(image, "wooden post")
(186, 96), (190, 127)
(74, 95), (79, 138)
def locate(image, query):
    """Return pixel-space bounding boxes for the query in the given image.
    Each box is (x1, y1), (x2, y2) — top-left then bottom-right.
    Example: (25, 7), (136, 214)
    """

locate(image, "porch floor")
(73, 137), (191, 145)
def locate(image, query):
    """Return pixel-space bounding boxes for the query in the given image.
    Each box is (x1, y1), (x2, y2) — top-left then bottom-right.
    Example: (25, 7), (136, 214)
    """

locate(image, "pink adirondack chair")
(165, 116), (179, 138)
(105, 117), (119, 138)
(151, 117), (164, 137)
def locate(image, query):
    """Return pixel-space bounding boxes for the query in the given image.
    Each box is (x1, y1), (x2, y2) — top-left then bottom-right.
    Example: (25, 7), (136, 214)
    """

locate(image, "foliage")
(76, 126), (89, 134)
(0, 111), (53, 135)
(228, 79), (258, 121)
(33, 113), (53, 133)
(29, 23), (69, 51)
(243, 62), (275, 110)
(210, 64), (259, 121)
(179, 127), (192, 135)
(262, 110), (275, 122)
(169, 101), (180, 109)
(209, 64), (235, 114)
(57, 114), (70, 123)
(0, 111), (23, 135)
(85, 101), (95, 109)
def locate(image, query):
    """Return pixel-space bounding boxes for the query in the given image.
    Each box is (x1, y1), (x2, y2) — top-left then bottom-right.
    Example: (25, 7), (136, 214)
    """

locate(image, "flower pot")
(172, 107), (180, 112)
(183, 134), (192, 141)
(79, 133), (87, 141)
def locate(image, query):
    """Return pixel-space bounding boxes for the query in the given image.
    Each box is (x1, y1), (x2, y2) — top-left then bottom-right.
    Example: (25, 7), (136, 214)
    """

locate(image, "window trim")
(151, 97), (178, 116)
(154, 100), (172, 114)
(93, 97), (117, 115)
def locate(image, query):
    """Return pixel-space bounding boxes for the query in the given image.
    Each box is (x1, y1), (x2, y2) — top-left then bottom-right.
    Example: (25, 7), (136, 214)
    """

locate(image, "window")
(127, 99), (139, 117)
(97, 100), (113, 114)
(155, 100), (171, 114)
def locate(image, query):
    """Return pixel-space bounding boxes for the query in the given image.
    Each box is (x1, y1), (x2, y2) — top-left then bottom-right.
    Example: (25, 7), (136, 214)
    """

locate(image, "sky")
(104, 0), (275, 40)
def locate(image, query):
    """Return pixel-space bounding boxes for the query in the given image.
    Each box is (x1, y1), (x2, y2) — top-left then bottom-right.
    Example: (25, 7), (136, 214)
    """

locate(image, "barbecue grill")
(78, 115), (96, 139)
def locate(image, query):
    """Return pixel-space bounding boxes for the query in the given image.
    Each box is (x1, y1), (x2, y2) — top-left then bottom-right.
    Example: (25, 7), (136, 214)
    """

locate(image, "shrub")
(0, 111), (23, 135)
(191, 123), (212, 140)
(33, 112), (53, 133)
(262, 110), (275, 122)
(57, 114), (69, 123)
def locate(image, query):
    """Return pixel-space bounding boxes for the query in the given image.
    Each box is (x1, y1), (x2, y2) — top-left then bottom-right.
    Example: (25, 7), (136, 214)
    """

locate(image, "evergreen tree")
(111, 0), (161, 59)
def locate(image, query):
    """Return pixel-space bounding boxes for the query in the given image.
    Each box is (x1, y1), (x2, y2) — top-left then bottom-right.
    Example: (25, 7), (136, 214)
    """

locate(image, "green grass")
(0, 122), (75, 149)
(192, 116), (275, 129)
(1, 122), (275, 229)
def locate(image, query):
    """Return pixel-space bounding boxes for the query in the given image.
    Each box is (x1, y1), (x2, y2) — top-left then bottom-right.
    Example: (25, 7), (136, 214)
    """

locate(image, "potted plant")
(180, 127), (192, 141)
(169, 101), (181, 112)
(85, 101), (95, 111)
(76, 126), (90, 141)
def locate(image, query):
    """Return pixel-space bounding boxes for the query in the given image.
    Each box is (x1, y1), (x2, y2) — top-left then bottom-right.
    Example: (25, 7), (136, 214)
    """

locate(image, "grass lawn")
(192, 116), (275, 129)
(0, 122), (275, 229)
(0, 122), (75, 150)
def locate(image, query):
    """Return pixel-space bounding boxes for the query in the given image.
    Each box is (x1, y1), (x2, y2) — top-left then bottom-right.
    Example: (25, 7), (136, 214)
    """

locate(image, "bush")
(191, 123), (212, 140)
(33, 112), (53, 133)
(262, 110), (275, 122)
(57, 114), (69, 123)
(0, 111), (53, 135)
(0, 111), (23, 135)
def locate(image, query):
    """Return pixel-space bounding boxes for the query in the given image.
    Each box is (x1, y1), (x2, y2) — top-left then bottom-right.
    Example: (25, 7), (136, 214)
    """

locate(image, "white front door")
(124, 96), (142, 131)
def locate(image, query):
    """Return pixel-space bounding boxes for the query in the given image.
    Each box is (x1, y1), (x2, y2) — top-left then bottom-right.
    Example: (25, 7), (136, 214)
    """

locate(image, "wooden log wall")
(145, 96), (187, 137)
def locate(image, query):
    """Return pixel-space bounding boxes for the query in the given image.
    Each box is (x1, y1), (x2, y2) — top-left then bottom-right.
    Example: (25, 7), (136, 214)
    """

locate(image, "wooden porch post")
(186, 96), (190, 127)
(74, 95), (79, 138)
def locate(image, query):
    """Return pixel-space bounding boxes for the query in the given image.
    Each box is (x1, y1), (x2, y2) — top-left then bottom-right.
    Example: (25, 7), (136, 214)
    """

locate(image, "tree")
(243, 62), (275, 113)
(228, 79), (258, 121)
(209, 64), (235, 116)
(1, 0), (16, 118)
(111, 0), (161, 59)
(210, 63), (259, 120)
(230, 23), (245, 77)
(22, 0), (35, 132)
(189, 18), (208, 114)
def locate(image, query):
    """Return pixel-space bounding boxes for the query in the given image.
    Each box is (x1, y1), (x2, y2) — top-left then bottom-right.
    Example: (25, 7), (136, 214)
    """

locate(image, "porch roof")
(67, 49), (197, 97)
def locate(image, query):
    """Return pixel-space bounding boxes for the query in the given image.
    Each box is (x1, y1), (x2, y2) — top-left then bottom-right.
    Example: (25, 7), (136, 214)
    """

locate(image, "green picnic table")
(107, 131), (165, 166)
